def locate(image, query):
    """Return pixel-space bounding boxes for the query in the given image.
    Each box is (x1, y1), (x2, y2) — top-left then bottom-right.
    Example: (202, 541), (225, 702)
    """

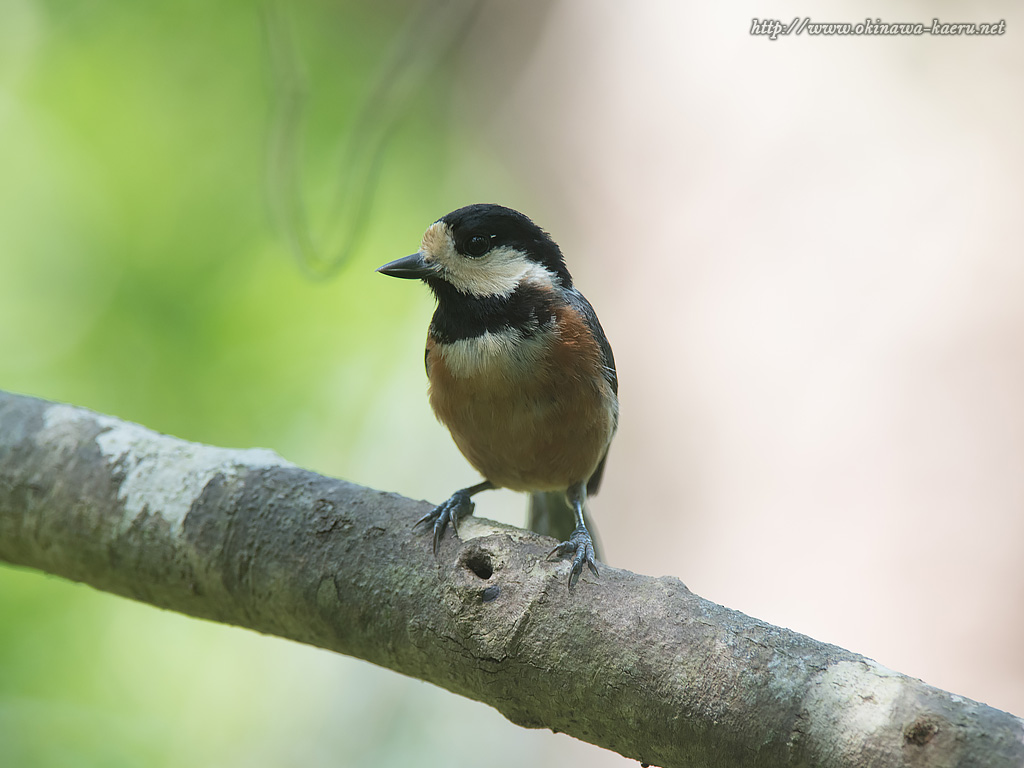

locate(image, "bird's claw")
(547, 525), (600, 588)
(414, 491), (475, 554)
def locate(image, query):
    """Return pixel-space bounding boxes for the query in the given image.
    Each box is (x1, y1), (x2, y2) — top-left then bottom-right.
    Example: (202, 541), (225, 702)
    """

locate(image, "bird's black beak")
(376, 252), (437, 279)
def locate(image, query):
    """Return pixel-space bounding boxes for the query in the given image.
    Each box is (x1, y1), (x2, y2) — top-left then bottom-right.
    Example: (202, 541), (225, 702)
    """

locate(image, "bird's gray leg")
(415, 480), (495, 553)
(547, 481), (599, 588)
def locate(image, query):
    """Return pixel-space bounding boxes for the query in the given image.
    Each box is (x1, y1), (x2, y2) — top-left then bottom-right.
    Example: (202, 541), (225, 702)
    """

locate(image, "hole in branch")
(461, 547), (493, 580)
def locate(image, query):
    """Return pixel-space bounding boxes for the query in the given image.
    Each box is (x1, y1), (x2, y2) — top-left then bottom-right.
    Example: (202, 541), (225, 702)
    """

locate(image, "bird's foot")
(414, 490), (476, 554)
(548, 525), (600, 588)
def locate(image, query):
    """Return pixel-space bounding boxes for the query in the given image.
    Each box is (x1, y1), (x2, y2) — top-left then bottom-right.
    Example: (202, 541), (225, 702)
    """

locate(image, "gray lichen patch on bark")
(42, 402), (293, 532)
(795, 659), (906, 765)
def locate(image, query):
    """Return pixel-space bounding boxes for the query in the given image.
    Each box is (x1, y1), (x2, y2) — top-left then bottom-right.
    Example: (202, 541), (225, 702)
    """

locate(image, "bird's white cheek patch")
(446, 250), (555, 298)
(419, 220), (557, 298)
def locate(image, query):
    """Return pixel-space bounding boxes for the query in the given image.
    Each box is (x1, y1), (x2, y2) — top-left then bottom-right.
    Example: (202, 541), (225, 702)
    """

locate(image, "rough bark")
(0, 390), (1021, 768)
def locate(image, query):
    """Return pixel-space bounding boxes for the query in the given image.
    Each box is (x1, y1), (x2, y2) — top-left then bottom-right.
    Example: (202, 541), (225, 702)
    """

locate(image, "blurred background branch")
(262, 0), (483, 279)
(2, 389), (1022, 768)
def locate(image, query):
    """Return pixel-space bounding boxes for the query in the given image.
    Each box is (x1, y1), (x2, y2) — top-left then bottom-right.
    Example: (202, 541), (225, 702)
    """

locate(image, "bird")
(376, 203), (618, 587)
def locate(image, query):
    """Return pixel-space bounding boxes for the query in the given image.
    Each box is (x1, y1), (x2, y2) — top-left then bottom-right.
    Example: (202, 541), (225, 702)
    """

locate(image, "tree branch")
(0, 389), (1021, 767)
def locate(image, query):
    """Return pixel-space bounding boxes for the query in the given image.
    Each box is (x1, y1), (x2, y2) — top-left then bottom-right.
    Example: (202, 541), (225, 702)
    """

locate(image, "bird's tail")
(527, 491), (602, 559)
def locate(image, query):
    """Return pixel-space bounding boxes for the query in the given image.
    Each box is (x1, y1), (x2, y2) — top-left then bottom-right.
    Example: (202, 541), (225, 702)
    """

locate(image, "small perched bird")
(377, 204), (618, 587)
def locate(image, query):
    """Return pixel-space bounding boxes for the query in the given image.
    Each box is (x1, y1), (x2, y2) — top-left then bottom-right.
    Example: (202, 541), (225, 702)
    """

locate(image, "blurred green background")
(0, 2), (559, 766)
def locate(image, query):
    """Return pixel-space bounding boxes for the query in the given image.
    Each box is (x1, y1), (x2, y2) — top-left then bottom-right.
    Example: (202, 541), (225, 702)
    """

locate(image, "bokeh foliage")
(0, 2), (518, 765)
(1, 0), (450, 452)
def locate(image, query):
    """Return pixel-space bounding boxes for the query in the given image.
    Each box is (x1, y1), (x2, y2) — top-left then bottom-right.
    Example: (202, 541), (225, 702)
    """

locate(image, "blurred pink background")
(419, 2), (1024, 761)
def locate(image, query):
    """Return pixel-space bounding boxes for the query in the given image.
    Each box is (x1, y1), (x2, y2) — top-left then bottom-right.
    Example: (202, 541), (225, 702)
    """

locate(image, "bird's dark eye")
(464, 234), (490, 258)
